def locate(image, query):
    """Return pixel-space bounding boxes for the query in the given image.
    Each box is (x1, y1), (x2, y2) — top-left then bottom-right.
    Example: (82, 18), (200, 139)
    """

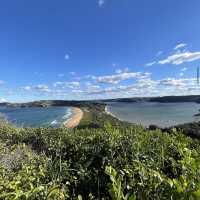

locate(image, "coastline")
(105, 105), (120, 120)
(64, 107), (83, 128)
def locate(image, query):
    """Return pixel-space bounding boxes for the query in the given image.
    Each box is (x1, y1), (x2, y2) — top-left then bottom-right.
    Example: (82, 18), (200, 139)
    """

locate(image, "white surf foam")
(51, 120), (59, 125)
(62, 108), (73, 120)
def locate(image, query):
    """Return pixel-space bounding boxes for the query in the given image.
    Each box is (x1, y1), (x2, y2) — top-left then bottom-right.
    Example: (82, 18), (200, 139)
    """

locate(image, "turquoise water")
(0, 106), (72, 127)
(107, 102), (200, 128)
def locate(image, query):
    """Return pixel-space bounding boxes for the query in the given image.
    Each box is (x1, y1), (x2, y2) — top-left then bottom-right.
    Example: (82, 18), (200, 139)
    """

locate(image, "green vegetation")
(1, 108), (200, 199)
(174, 122), (200, 139)
(78, 104), (130, 129)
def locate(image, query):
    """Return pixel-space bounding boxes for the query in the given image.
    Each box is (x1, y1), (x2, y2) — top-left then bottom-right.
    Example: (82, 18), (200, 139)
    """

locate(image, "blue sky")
(1, 0), (200, 102)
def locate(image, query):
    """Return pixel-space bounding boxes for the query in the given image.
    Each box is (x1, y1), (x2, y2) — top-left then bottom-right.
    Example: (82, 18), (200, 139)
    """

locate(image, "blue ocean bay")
(0, 106), (72, 127)
(107, 102), (200, 128)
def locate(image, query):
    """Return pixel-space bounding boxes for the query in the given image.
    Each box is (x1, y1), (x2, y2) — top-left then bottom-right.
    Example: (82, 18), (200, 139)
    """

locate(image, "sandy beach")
(64, 107), (83, 128)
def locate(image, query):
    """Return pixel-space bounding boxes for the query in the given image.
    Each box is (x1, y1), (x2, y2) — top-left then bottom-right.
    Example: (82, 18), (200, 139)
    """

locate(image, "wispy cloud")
(181, 67), (187, 72)
(69, 71), (76, 76)
(156, 51), (163, 57)
(65, 54), (70, 60)
(53, 81), (80, 89)
(95, 71), (151, 84)
(158, 51), (200, 65)
(159, 78), (187, 87)
(86, 85), (135, 95)
(87, 78), (157, 95)
(115, 69), (122, 74)
(145, 61), (156, 67)
(66, 82), (80, 89)
(71, 89), (84, 94)
(146, 43), (196, 67)
(53, 82), (63, 87)
(0, 80), (4, 85)
(98, 0), (105, 7)
(35, 85), (50, 92)
(115, 68), (129, 74)
(179, 72), (184, 77)
(85, 85), (101, 94)
(37, 76), (199, 98)
(23, 86), (32, 91)
(174, 43), (187, 50)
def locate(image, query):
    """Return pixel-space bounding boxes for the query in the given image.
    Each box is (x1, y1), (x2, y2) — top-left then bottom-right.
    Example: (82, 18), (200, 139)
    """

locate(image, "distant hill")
(0, 103), (7, 106)
(102, 95), (200, 103)
(0, 100), (105, 108)
(1, 95), (200, 108)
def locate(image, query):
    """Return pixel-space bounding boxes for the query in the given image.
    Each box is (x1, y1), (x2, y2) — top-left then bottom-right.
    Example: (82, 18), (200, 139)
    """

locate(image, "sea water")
(0, 106), (72, 128)
(106, 102), (200, 128)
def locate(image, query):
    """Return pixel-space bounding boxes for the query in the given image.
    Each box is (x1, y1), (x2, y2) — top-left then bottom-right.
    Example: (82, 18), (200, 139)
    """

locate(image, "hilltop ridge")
(1, 95), (200, 108)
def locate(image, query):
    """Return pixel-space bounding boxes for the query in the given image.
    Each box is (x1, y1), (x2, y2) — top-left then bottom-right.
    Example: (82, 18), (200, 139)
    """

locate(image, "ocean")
(0, 106), (72, 127)
(106, 102), (200, 128)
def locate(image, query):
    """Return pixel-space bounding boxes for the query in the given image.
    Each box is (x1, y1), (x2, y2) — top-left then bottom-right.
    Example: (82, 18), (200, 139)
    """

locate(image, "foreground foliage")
(1, 119), (200, 199)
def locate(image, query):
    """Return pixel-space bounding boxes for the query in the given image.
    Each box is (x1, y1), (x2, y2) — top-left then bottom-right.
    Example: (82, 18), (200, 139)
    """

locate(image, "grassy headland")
(1, 98), (200, 199)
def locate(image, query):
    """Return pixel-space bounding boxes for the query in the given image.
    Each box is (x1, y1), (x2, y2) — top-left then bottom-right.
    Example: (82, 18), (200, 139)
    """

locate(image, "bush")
(1, 121), (200, 199)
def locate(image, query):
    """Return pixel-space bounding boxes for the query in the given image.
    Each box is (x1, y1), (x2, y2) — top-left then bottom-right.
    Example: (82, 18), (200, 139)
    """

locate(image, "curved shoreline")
(64, 107), (83, 128)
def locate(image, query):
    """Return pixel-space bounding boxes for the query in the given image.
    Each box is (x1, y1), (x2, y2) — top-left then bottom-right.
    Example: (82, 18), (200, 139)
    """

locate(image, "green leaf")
(193, 189), (200, 197)
(78, 195), (83, 200)
(128, 194), (136, 200)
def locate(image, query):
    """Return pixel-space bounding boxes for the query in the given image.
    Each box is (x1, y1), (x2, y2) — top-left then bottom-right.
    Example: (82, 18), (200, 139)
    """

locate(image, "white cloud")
(69, 71), (76, 76)
(179, 72), (184, 77)
(71, 89), (83, 94)
(159, 78), (186, 87)
(54, 81), (80, 89)
(158, 51), (200, 65)
(98, 0), (105, 7)
(0, 98), (6, 103)
(67, 82), (80, 89)
(145, 61), (156, 67)
(87, 85), (100, 90)
(95, 72), (150, 84)
(65, 54), (70, 60)
(87, 79), (156, 95)
(181, 67), (187, 72)
(156, 51), (163, 57)
(187, 85), (200, 91)
(35, 85), (50, 92)
(115, 69), (122, 74)
(0, 80), (4, 85)
(85, 74), (96, 79)
(86, 85), (102, 94)
(23, 86), (32, 91)
(115, 68), (129, 73)
(174, 43), (187, 50)
(53, 82), (64, 87)
(137, 78), (157, 88)
(85, 76), (200, 97)
(86, 86), (125, 95)
(85, 81), (92, 86)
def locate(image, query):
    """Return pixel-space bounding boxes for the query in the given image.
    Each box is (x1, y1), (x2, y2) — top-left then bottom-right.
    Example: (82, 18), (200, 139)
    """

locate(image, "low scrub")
(0, 121), (200, 199)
